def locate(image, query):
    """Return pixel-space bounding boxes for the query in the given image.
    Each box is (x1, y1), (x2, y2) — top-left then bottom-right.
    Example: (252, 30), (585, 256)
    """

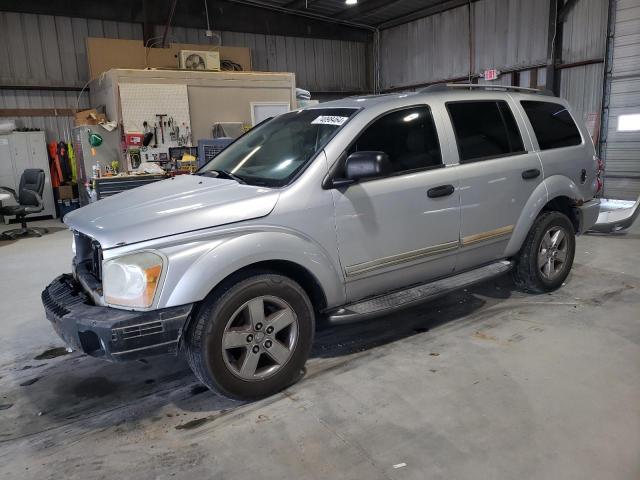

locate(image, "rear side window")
(521, 101), (582, 150)
(447, 100), (525, 163)
(348, 106), (442, 174)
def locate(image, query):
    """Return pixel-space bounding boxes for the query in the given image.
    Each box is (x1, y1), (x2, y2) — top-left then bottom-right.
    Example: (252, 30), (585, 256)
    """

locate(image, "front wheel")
(185, 272), (315, 400)
(513, 211), (576, 293)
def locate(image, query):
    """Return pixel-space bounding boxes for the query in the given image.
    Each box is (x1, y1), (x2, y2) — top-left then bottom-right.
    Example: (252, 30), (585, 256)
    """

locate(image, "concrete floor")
(0, 218), (639, 480)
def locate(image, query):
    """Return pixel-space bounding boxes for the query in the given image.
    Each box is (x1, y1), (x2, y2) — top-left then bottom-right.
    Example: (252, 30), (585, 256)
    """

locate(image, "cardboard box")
(87, 38), (252, 80)
(57, 184), (74, 200)
(74, 109), (107, 126)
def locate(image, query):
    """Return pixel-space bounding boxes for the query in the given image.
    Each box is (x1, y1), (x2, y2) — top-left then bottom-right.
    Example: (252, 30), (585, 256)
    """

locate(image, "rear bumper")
(41, 274), (193, 362)
(576, 199), (600, 234)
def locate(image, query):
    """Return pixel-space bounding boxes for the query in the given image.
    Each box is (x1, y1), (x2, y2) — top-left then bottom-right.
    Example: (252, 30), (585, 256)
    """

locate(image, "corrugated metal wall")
(602, 0), (640, 199)
(380, 7), (470, 90)
(0, 90), (90, 145)
(561, 0), (608, 63)
(473, 0), (549, 73)
(379, 0), (550, 90)
(0, 12), (369, 142)
(559, 0), (608, 127)
(0, 13), (143, 88)
(559, 63), (605, 122)
(0, 12), (139, 142)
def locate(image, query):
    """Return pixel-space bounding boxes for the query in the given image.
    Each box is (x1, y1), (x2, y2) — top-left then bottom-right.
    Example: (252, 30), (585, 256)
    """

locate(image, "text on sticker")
(311, 116), (349, 126)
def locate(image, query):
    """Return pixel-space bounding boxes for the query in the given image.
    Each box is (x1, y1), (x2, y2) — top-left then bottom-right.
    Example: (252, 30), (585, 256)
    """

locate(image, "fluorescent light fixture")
(618, 113), (640, 132)
(345, 0), (358, 4)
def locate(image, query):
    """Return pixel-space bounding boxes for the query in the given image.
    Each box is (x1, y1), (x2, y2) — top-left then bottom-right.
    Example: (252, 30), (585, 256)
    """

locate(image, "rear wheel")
(513, 211), (576, 293)
(185, 272), (314, 400)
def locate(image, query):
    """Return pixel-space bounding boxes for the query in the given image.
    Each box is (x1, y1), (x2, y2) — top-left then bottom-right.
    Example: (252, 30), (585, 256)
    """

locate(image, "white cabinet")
(0, 132), (56, 222)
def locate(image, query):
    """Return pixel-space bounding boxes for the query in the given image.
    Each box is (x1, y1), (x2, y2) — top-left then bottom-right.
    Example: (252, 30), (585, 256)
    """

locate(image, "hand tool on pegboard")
(156, 114), (167, 144)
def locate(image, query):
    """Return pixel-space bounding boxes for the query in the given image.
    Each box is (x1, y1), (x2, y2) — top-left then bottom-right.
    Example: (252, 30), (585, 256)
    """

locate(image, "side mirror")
(346, 151), (391, 181)
(333, 151), (391, 187)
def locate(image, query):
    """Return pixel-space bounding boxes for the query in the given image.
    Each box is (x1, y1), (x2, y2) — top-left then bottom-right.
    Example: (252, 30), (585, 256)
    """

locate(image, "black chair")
(0, 169), (48, 239)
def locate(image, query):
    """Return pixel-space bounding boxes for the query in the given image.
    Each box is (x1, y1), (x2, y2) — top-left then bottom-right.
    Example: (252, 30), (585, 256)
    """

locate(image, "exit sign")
(484, 69), (499, 81)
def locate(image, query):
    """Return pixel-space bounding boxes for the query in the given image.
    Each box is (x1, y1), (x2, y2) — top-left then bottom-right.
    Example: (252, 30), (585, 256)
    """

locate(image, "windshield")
(199, 108), (358, 187)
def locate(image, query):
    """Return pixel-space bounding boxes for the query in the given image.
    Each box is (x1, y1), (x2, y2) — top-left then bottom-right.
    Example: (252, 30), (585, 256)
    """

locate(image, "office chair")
(0, 169), (48, 239)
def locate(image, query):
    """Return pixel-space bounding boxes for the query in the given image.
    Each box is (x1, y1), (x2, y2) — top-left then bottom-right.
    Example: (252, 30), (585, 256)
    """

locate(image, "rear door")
(331, 105), (460, 302)
(446, 99), (544, 271)
(519, 100), (596, 201)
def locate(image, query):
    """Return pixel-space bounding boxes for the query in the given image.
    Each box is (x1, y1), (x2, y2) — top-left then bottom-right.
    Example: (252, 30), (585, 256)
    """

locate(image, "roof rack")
(420, 83), (553, 96)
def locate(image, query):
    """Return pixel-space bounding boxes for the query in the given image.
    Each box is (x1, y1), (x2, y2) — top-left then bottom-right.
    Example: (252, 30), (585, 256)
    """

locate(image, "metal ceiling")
(231, 0), (478, 29)
(1, 0), (479, 41)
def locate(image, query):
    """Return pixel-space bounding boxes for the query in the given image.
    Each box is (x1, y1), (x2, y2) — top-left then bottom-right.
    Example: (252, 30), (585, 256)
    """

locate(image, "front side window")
(521, 101), (582, 150)
(347, 106), (443, 174)
(199, 108), (358, 187)
(447, 100), (525, 163)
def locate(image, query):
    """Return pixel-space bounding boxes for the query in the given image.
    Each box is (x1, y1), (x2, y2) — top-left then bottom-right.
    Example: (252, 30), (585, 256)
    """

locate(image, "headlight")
(103, 252), (164, 308)
(71, 236), (76, 255)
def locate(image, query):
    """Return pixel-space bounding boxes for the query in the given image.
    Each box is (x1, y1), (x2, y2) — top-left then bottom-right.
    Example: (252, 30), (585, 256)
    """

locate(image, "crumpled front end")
(42, 274), (192, 362)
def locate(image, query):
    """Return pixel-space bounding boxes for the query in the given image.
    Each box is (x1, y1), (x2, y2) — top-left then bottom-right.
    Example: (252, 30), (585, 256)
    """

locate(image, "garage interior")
(0, 0), (639, 479)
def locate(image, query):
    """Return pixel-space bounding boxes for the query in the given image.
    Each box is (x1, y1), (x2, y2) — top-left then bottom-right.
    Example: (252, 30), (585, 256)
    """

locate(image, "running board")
(326, 260), (513, 323)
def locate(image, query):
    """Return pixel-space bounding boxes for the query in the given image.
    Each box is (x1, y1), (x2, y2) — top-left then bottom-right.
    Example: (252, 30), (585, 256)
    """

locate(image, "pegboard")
(118, 83), (191, 140)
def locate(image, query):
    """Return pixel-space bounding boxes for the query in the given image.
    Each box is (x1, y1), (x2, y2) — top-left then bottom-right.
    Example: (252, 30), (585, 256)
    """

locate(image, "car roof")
(309, 85), (564, 111)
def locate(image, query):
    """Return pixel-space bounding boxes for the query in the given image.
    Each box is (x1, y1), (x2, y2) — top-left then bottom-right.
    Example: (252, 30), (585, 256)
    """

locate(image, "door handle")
(427, 184), (455, 198)
(522, 169), (541, 180)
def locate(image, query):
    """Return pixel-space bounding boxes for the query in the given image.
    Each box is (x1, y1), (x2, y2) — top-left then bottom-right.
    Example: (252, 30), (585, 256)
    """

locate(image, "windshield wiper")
(198, 169), (246, 184)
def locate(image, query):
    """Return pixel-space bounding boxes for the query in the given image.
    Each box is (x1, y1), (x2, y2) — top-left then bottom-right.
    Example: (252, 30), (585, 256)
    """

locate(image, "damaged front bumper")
(41, 274), (193, 362)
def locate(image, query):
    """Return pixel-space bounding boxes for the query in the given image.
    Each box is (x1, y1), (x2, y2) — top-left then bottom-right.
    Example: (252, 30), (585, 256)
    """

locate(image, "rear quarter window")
(521, 101), (582, 150)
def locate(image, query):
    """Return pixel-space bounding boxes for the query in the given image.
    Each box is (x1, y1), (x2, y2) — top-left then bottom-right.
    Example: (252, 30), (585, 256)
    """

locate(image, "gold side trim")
(461, 225), (514, 246)
(345, 241), (460, 278)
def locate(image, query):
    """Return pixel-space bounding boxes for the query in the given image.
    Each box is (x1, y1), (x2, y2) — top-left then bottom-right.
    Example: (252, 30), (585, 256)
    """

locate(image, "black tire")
(184, 271), (315, 400)
(513, 211), (576, 293)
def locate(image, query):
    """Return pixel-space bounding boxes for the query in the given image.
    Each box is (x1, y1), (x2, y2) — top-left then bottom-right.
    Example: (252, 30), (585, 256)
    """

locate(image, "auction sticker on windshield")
(311, 115), (350, 126)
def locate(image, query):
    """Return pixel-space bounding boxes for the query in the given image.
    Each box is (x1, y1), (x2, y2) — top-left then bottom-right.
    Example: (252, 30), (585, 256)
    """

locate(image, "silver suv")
(42, 85), (601, 399)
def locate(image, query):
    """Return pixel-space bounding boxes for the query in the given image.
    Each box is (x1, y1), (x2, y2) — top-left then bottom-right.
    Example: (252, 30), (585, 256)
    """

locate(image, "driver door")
(331, 105), (461, 302)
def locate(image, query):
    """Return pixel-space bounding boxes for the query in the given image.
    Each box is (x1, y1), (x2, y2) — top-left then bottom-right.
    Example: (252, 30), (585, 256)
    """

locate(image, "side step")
(326, 260), (513, 323)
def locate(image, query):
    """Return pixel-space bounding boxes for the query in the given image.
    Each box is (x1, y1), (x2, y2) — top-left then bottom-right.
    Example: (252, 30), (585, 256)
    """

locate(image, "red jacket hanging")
(48, 141), (63, 188)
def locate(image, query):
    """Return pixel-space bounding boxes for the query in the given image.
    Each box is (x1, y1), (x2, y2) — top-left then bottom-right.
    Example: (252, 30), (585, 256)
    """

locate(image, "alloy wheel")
(538, 226), (569, 280)
(221, 295), (299, 381)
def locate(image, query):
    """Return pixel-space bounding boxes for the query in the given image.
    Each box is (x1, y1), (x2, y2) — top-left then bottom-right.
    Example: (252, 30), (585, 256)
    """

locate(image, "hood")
(64, 175), (280, 249)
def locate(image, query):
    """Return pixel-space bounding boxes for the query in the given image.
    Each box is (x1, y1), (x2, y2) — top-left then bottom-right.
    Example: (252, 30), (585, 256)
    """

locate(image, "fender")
(156, 227), (346, 309)
(505, 175), (581, 256)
